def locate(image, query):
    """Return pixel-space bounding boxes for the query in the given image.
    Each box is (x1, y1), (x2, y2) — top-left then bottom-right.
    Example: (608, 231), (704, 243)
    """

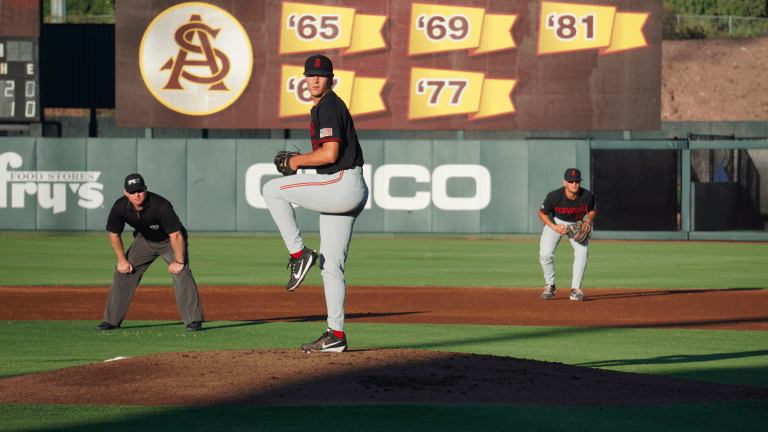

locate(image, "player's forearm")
(168, 231), (186, 264)
(109, 233), (128, 263)
(291, 142), (339, 168)
(584, 210), (597, 225)
(537, 210), (555, 229)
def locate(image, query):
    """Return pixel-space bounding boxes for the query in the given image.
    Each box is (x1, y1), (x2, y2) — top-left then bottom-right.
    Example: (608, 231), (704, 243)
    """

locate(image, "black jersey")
(106, 192), (185, 242)
(309, 90), (364, 175)
(541, 187), (596, 223)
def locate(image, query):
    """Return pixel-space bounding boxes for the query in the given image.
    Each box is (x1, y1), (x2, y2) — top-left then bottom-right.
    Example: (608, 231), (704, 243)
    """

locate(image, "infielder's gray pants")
(539, 217), (589, 290)
(103, 234), (204, 326)
(262, 167), (368, 332)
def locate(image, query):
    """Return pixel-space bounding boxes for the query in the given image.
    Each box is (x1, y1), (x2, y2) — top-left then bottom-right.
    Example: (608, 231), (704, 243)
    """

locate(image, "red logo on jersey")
(310, 123), (314, 136)
(554, 204), (589, 220)
(315, 59), (321, 67)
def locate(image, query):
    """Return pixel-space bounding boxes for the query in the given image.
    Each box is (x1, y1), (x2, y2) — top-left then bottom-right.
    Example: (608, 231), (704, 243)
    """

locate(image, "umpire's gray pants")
(103, 233), (204, 326)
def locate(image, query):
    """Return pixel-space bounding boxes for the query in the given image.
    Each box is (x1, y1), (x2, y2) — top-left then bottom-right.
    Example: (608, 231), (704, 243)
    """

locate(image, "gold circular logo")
(139, 2), (253, 116)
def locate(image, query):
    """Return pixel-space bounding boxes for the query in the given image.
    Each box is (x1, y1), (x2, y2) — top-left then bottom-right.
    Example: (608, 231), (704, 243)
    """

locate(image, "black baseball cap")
(564, 168), (582, 182)
(303, 54), (333, 76)
(124, 173), (146, 193)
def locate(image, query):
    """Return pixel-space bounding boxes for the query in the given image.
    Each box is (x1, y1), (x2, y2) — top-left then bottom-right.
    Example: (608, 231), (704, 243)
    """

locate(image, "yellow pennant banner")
(278, 65), (386, 118)
(598, 12), (649, 55)
(471, 78), (517, 120)
(409, 3), (517, 56)
(408, 68), (516, 121)
(537, 1), (648, 55)
(349, 77), (387, 116)
(279, 1), (387, 55)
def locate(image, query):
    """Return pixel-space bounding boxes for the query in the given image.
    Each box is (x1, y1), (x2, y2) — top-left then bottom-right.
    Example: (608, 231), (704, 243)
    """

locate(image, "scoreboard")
(0, 37), (39, 123)
(117, 0), (661, 131)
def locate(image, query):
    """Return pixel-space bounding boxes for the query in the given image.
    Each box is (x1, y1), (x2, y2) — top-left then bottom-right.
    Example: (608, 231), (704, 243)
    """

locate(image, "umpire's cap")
(124, 173), (147, 193)
(303, 54), (333, 76)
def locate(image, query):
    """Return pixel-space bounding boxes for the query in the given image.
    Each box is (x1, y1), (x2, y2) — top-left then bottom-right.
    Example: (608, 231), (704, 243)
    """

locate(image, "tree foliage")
(665, 0), (767, 17)
(43, 0), (115, 18)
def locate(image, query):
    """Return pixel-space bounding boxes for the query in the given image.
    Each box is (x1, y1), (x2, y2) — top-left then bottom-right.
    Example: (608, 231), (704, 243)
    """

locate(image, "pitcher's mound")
(2, 349), (767, 406)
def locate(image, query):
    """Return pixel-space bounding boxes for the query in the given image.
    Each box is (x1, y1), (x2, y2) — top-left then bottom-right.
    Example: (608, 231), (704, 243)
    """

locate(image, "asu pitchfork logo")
(160, 14), (232, 91)
(139, 2), (253, 115)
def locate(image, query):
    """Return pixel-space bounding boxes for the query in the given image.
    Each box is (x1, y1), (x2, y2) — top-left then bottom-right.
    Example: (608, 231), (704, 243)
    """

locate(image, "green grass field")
(0, 234), (767, 431)
(1, 234), (766, 288)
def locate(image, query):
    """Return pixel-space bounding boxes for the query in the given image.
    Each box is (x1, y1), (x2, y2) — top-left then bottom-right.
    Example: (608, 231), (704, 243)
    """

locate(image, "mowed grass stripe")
(0, 236), (765, 288)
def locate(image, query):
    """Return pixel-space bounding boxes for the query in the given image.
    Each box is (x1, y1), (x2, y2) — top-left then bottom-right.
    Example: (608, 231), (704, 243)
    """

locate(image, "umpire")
(94, 173), (204, 332)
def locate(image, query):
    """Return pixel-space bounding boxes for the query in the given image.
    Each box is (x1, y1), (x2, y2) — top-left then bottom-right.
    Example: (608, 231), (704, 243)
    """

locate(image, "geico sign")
(246, 163), (491, 211)
(0, 152), (104, 214)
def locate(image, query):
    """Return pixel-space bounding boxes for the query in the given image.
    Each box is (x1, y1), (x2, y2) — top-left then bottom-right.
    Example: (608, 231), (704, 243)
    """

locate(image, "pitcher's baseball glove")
(567, 220), (591, 244)
(275, 149), (300, 176)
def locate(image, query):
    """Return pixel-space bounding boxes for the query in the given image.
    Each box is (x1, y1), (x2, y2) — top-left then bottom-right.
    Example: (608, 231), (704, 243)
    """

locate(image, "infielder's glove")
(274, 149), (300, 176)
(567, 220), (591, 244)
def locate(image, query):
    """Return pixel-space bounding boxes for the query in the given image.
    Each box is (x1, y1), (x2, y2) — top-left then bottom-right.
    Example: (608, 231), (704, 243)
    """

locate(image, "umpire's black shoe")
(94, 321), (119, 331)
(186, 321), (203, 332)
(285, 247), (318, 291)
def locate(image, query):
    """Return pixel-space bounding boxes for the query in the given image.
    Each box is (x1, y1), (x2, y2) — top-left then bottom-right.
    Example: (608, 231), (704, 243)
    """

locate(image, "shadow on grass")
(623, 316), (768, 329)
(114, 322), (187, 330)
(577, 350), (768, 368)
(108, 312), (425, 332)
(9, 402), (768, 432)
(586, 287), (765, 301)
(211, 312), (426, 329)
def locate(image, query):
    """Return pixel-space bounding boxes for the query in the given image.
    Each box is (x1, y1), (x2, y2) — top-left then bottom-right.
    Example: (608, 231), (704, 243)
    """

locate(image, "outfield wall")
(2, 137), (767, 240)
(0, 137), (589, 234)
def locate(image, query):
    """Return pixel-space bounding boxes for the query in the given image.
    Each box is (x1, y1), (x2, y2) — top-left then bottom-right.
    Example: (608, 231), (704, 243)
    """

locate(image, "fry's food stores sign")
(0, 152), (103, 214)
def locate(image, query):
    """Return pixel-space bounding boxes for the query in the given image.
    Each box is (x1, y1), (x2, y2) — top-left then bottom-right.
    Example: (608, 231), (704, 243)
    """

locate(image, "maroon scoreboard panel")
(116, 0), (661, 131)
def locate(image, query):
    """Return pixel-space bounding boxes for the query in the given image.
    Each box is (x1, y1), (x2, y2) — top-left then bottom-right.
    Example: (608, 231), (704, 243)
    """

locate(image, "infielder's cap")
(564, 168), (582, 182)
(303, 54), (333, 76)
(124, 173), (146, 193)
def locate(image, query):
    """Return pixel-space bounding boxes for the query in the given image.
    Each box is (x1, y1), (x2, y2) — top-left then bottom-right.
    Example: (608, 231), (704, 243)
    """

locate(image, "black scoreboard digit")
(0, 37), (39, 123)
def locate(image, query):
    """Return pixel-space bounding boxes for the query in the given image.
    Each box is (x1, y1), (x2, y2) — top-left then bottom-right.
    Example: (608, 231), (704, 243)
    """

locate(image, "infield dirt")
(1, 285), (767, 407)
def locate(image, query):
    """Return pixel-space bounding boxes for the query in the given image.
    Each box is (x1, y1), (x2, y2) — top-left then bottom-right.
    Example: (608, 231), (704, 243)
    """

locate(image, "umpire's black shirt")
(106, 192), (185, 242)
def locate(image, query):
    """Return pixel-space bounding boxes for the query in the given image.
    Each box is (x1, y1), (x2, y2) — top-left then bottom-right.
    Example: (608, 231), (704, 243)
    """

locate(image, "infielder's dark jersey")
(541, 187), (596, 222)
(106, 192), (185, 242)
(310, 90), (364, 175)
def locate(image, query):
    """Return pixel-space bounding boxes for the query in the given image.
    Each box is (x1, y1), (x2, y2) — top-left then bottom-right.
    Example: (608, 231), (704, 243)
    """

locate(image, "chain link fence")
(667, 14), (768, 39)
(45, 15), (115, 24)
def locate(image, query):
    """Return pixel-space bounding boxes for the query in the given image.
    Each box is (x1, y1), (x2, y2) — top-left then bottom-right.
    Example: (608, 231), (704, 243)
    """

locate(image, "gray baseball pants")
(262, 166), (368, 332)
(102, 233), (204, 326)
(539, 217), (589, 290)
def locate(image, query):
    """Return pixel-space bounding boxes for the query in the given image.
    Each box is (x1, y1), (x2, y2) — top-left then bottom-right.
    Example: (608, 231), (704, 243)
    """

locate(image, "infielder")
(94, 173), (204, 331)
(263, 54), (368, 353)
(538, 168), (596, 301)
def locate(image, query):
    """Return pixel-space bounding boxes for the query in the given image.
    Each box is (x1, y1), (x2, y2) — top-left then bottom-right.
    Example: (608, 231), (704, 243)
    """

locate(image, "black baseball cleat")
(185, 321), (202, 331)
(301, 329), (348, 353)
(94, 322), (120, 331)
(285, 247), (318, 291)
